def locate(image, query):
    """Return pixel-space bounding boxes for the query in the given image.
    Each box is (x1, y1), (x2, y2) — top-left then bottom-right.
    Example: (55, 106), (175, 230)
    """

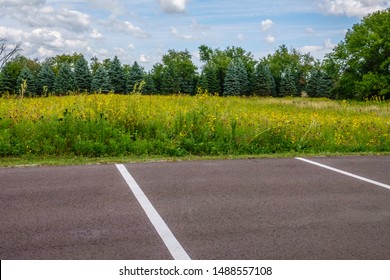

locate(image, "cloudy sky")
(1, 0), (389, 69)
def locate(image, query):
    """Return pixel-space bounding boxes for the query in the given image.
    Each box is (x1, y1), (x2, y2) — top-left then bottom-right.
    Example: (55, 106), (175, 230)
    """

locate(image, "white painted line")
(115, 164), (191, 260)
(295, 157), (390, 190)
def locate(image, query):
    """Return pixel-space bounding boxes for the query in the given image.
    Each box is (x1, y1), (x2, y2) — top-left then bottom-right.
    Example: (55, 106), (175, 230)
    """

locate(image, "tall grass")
(0, 92), (389, 157)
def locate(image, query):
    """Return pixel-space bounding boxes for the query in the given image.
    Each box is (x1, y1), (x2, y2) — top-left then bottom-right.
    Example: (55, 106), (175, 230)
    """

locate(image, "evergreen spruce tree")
(36, 63), (55, 95)
(236, 58), (250, 95)
(223, 59), (241, 96)
(252, 63), (275, 96)
(161, 66), (180, 94)
(279, 69), (297, 97)
(126, 61), (144, 93)
(0, 62), (18, 94)
(203, 64), (221, 94)
(197, 72), (208, 92)
(150, 63), (163, 94)
(91, 65), (112, 93)
(180, 73), (195, 95)
(306, 69), (321, 97)
(17, 66), (36, 96)
(108, 56), (126, 93)
(54, 63), (75, 95)
(223, 58), (249, 96)
(317, 71), (334, 98)
(142, 72), (156, 94)
(269, 68), (276, 97)
(305, 70), (334, 98)
(74, 56), (91, 93)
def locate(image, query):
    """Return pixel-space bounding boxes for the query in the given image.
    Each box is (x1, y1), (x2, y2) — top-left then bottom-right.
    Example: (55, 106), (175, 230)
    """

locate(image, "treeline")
(0, 46), (332, 98)
(0, 9), (389, 100)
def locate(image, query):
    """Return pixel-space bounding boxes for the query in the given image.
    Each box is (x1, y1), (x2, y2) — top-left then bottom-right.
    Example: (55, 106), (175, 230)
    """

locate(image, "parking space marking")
(115, 164), (191, 260)
(296, 157), (390, 190)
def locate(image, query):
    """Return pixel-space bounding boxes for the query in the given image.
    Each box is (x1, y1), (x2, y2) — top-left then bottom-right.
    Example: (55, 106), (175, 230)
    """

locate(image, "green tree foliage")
(91, 65), (112, 93)
(90, 56), (100, 74)
(2, 7), (390, 100)
(279, 68), (297, 97)
(126, 61), (144, 93)
(263, 45), (315, 96)
(251, 62), (275, 96)
(108, 56), (126, 93)
(0, 60), (19, 93)
(161, 66), (180, 94)
(17, 66), (36, 96)
(223, 60), (241, 96)
(306, 69), (334, 98)
(45, 52), (83, 75)
(0, 56), (39, 94)
(150, 63), (164, 94)
(161, 49), (197, 94)
(199, 45), (255, 95)
(204, 65), (220, 94)
(198, 64), (221, 94)
(54, 63), (75, 95)
(74, 56), (91, 93)
(36, 63), (55, 95)
(317, 71), (334, 98)
(142, 72), (156, 94)
(305, 69), (321, 97)
(325, 8), (390, 99)
(223, 58), (249, 96)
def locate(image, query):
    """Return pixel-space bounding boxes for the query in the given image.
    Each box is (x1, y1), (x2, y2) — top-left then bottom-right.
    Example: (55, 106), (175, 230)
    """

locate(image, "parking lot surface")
(1, 156), (389, 259)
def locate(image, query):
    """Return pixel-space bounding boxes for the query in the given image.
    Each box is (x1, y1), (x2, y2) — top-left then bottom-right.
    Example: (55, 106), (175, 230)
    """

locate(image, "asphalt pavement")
(1, 156), (389, 259)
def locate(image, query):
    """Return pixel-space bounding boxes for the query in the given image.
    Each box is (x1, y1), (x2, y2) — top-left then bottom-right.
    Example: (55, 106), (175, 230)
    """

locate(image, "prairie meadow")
(0, 92), (389, 159)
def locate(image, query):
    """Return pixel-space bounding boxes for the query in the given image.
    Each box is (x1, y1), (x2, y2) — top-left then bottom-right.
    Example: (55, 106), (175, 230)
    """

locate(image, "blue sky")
(1, 0), (389, 70)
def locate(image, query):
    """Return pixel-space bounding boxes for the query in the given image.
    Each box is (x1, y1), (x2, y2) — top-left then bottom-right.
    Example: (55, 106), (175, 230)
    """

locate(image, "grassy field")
(0, 92), (389, 164)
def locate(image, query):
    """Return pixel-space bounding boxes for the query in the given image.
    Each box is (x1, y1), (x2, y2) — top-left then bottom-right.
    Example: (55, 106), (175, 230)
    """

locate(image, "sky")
(1, 0), (390, 70)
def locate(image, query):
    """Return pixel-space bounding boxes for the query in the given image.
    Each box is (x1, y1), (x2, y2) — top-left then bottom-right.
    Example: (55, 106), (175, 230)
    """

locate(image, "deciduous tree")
(325, 8), (390, 99)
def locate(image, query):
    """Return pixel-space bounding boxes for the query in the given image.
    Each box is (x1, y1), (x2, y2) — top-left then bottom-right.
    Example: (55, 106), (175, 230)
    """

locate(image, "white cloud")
(113, 47), (128, 57)
(90, 29), (103, 39)
(88, 0), (125, 18)
(265, 35), (275, 44)
(103, 18), (149, 38)
(37, 46), (55, 58)
(140, 54), (151, 63)
(1, 3), (91, 33)
(299, 38), (336, 58)
(170, 26), (195, 40)
(319, 0), (390, 17)
(261, 19), (274, 31)
(30, 28), (64, 49)
(0, 0), (45, 7)
(324, 38), (336, 49)
(0, 26), (28, 42)
(300, 45), (323, 53)
(65, 39), (88, 50)
(157, 0), (188, 13)
(128, 44), (136, 50)
(55, 9), (91, 33)
(236, 33), (245, 41)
